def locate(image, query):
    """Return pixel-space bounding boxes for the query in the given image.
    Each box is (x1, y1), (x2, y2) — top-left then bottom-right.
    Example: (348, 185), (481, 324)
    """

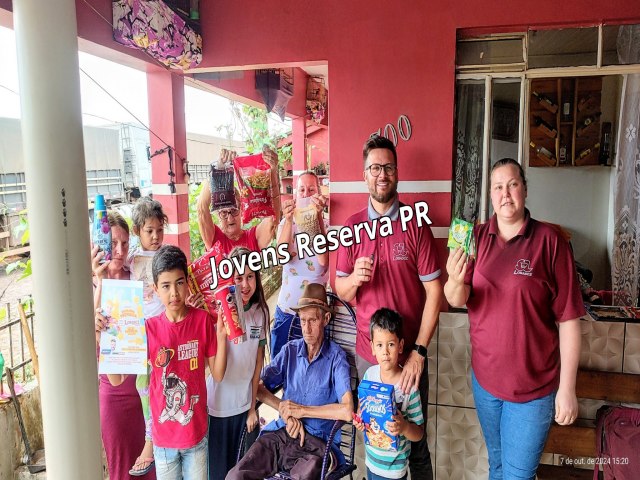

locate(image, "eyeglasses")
(366, 163), (397, 177)
(218, 208), (240, 220)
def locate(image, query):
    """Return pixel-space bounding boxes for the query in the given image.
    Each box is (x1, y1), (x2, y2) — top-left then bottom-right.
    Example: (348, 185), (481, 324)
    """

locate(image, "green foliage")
(188, 183), (206, 261)
(1, 209), (31, 280)
(278, 143), (293, 169)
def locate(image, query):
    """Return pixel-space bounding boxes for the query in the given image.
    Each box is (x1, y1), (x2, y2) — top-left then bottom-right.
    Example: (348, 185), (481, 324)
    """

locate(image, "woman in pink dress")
(92, 212), (156, 480)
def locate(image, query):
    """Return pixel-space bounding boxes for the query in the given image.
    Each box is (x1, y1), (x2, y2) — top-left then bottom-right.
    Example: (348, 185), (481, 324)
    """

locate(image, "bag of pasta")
(209, 149), (237, 212)
(233, 153), (275, 224)
(294, 196), (321, 238)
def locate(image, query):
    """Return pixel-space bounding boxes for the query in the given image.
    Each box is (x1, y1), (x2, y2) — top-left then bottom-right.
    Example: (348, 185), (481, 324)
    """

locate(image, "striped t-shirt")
(362, 365), (424, 479)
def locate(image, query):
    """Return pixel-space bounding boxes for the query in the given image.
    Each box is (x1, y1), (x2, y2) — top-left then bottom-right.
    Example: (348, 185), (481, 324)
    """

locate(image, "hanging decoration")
(113, 0), (202, 70)
(255, 69), (294, 121)
(306, 76), (327, 124)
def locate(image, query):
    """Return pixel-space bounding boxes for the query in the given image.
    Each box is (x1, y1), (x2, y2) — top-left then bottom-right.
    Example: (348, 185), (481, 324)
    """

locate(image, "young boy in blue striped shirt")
(354, 308), (424, 480)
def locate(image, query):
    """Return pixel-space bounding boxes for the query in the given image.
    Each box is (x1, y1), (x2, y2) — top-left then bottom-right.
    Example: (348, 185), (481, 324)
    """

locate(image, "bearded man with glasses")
(197, 147), (281, 256)
(335, 134), (442, 480)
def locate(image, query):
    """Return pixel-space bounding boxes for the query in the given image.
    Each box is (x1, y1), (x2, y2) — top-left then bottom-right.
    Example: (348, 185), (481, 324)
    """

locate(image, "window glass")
(528, 27), (598, 68)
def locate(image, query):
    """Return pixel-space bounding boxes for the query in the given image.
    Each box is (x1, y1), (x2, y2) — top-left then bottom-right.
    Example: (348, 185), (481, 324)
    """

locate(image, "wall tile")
(435, 405), (488, 480)
(624, 323), (640, 373)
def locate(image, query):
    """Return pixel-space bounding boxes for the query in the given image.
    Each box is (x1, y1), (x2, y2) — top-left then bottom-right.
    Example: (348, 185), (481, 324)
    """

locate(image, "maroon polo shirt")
(336, 197), (441, 364)
(465, 210), (585, 402)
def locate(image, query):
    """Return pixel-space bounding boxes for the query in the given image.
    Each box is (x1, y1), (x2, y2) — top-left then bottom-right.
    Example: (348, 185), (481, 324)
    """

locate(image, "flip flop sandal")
(129, 457), (155, 476)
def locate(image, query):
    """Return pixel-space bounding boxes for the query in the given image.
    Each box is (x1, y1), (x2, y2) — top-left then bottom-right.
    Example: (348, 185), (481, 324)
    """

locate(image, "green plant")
(278, 143), (293, 170)
(188, 183), (206, 261)
(1, 210), (31, 279)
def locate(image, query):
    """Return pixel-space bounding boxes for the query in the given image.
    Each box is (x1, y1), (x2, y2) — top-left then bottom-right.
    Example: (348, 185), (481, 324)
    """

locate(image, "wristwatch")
(412, 344), (428, 358)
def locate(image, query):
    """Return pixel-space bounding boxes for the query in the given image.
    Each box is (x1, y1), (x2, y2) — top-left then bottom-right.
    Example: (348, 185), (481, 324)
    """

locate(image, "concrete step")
(13, 449), (46, 480)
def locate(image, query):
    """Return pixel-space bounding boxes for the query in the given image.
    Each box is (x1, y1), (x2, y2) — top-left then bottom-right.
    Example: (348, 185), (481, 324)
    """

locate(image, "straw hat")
(291, 283), (333, 314)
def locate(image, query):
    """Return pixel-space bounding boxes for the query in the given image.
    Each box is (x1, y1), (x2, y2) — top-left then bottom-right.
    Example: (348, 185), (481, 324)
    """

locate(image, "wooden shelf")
(529, 76), (603, 168)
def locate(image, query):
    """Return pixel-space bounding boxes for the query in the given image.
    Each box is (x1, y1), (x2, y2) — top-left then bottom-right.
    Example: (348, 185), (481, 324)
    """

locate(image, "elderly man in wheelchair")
(227, 283), (354, 480)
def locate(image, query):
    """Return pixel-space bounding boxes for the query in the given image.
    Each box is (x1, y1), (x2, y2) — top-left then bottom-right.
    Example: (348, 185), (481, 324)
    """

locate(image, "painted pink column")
(146, 66), (191, 259)
(291, 117), (307, 194)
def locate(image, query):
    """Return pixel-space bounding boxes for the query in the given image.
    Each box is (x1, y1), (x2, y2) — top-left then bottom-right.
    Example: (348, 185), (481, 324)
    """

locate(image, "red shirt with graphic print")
(464, 211), (585, 402)
(147, 307), (217, 448)
(336, 198), (441, 364)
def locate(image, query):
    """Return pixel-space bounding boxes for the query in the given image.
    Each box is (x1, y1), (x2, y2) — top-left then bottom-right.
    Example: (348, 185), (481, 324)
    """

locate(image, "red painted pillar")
(146, 66), (191, 259)
(292, 117), (307, 193)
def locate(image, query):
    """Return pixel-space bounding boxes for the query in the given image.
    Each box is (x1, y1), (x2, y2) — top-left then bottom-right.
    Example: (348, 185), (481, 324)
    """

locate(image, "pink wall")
(3, 0), (639, 275)
(308, 127), (328, 170)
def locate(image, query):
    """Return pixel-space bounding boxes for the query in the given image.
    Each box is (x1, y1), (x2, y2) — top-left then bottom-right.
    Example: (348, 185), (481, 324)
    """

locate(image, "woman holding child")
(444, 158), (584, 480)
(91, 211), (156, 480)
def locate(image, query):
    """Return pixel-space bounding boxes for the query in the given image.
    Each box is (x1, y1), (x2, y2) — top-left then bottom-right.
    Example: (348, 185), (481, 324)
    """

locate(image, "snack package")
(294, 196), (320, 238)
(358, 380), (398, 451)
(447, 217), (474, 254)
(214, 284), (246, 343)
(234, 153), (276, 224)
(209, 165), (237, 211)
(187, 244), (231, 315)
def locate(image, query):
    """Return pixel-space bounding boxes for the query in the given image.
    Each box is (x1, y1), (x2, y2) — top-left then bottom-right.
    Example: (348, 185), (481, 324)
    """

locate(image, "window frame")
(454, 23), (640, 223)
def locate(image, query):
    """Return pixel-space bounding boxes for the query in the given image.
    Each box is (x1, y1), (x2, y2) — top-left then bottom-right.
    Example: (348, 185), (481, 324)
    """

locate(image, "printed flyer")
(98, 279), (148, 375)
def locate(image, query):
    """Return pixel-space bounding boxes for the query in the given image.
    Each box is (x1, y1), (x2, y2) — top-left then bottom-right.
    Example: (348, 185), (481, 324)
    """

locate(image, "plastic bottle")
(93, 194), (111, 263)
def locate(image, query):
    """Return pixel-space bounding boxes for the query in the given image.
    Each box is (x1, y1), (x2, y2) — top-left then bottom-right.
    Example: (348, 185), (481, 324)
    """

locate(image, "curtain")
(612, 25), (640, 306)
(453, 82), (485, 223)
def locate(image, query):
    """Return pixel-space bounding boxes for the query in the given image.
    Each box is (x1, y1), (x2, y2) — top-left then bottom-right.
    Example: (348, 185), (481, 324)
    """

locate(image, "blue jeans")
(367, 468), (407, 480)
(472, 371), (555, 480)
(153, 435), (208, 480)
(271, 306), (295, 358)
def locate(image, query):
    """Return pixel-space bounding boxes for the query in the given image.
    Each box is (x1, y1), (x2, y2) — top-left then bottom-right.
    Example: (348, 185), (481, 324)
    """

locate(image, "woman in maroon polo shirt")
(444, 158), (584, 480)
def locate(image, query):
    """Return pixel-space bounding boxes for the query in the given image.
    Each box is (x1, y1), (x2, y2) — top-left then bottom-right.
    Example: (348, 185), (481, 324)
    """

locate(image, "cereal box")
(358, 380), (398, 451)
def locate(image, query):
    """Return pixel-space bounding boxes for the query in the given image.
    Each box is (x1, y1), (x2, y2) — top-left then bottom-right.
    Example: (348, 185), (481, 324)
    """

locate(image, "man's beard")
(369, 182), (397, 204)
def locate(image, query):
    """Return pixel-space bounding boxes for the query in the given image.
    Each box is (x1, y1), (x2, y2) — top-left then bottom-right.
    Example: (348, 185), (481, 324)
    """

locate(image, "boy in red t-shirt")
(147, 245), (227, 480)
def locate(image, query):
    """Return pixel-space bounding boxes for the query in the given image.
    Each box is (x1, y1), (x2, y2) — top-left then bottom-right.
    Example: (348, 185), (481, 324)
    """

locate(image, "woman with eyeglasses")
(197, 147), (281, 255)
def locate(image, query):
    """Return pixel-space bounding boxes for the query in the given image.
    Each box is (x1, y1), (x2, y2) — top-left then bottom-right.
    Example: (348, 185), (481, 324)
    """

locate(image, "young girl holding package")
(126, 196), (168, 476)
(207, 246), (269, 480)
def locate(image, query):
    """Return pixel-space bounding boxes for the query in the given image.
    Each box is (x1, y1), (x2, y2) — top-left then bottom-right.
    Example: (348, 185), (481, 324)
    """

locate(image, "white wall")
(526, 166), (613, 290)
(524, 75), (622, 292)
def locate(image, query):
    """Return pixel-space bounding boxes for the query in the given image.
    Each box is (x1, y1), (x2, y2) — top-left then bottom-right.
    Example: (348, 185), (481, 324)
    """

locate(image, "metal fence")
(0, 296), (35, 383)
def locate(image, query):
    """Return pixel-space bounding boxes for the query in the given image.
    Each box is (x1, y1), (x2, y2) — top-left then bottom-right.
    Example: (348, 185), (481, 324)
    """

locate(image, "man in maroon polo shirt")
(335, 134), (442, 480)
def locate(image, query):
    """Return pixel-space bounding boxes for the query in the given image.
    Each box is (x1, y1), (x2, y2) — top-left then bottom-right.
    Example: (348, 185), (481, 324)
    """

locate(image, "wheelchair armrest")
(236, 383), (284, 464)
(320, 419), (345, 480)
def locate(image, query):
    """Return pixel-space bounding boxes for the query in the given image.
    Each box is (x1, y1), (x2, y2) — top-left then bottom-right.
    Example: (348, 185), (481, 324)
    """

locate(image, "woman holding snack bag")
(444, 158), (584, 480)
(196, 146), (280, 254)
(272, 171), (329, 357)
(207, 247), (270, 480)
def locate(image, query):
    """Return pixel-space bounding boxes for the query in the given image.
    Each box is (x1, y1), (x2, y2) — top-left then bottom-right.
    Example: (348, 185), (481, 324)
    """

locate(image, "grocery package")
(294, 196), (320, 238)
(214, 284), (246, 343)
(209, 165), (237, 211)
(187, 244), (229, 315)
(358, 380), (398, 451)
(447, 217), (474, 255)
(234, 153), (275, 224)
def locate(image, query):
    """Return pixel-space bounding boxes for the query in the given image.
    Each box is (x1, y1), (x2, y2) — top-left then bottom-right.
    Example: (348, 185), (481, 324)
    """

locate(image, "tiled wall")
(430, 312), (640, 479)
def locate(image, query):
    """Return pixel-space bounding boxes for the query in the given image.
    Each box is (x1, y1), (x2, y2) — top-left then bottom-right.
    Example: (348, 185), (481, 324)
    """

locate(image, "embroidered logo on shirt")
(513, 259), (533, 276)
(392, 242), (409, 261)
(249, 325), (262, 340)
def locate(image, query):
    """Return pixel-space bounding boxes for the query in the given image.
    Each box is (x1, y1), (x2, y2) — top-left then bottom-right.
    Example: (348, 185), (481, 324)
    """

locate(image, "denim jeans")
(472, 371), (555, 480)
(271, 306), (296, 359)
(356, 355), (433, 480)
(153, 435), (208, 480)
(366, 467), (407, 480)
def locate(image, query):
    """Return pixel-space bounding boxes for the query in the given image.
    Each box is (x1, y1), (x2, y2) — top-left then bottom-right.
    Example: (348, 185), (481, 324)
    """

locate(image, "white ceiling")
(300, 65), (328, 90)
